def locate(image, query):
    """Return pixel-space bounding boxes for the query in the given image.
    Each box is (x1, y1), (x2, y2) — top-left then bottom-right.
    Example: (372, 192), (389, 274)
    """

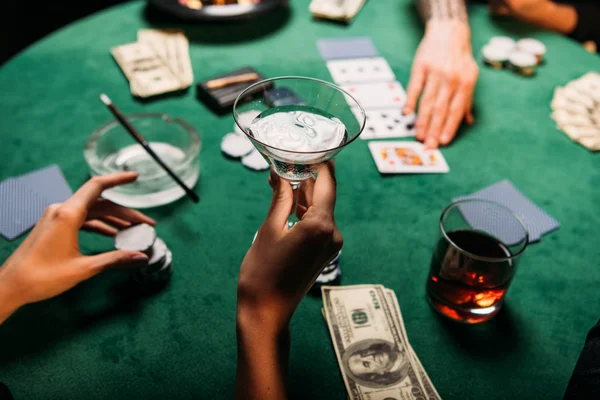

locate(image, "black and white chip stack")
(481, 36), (546, 77)
(114, 223), (173, 286)
(311, 250), (342, 293)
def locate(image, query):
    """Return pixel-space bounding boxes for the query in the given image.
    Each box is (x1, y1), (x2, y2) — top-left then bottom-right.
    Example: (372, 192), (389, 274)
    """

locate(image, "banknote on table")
(309, 0), (366, 22)
(551, 72), (600, 151)
(138, 29), (194, 88)
(111, 42), (181, 98)
(384, 289), (441, 400)
(322, 284), (432, 399)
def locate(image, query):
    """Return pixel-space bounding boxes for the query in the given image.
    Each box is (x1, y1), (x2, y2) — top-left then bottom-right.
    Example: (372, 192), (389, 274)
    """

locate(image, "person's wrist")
(425, 19), (471, 40)
(236, 301), (290, 341)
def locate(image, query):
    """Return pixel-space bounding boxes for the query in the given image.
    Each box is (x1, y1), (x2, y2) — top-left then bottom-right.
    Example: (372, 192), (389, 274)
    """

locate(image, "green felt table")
(1, 1), (599, 399)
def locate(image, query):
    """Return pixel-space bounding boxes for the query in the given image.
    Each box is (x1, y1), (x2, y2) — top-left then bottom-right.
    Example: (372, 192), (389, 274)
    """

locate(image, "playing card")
(342, 81), (406, 109)
(317, 37), (379, 60)
(0, 178), (50, 240)
(353, 107), (415, 139)
(453, 179), (560, 242)
(326, 57), (395, 84)
(455, 201), (528, 247)
(16, 164), (73, 204)
(368, 141), (449, 174)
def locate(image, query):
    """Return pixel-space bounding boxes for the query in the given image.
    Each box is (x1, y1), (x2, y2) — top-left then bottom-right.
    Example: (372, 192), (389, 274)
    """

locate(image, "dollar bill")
(322, 284), (428, 399)
(138, 29), (194, 88)
(111, 42), (181, 98)
(309, 0), (366, 22)
(384, 289), (441, 400)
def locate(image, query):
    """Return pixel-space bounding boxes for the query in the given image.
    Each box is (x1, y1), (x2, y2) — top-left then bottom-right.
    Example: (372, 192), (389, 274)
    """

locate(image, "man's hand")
(236, 162), (342, 399)
(489, 0), (550, 17)
(0, 172), (155, 324)
(404, 21), (479, 148)
(489, 0), (578, 35)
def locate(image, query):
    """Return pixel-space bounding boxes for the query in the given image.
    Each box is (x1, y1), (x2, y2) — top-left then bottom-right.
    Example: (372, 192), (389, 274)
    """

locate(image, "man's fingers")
(312, 161), (337, 215)
(415, 75), (440, 141)
(424, 84), (454, 149)
(262, 169), (294, 235)
(64, 172), (140, 223)
(439, 89), (469, 145)
(85, 250), (148, 273)
(82, 220), (118, 236)
(88, 199), (155, 226)
(404, 66), (426, 115)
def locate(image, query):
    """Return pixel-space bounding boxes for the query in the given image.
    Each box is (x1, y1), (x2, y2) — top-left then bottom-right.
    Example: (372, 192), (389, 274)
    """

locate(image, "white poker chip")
(234, 110), (261, 136)
(516, 38), (546, 59)
(221, 133), (254, 158)
(147, 237), (168, 267)
(242, 149), (270, 171)
(508, 51), (537, 76)
(489, 36), (516, 52)
(115, 223), (156, 253)
(482, 44), (511, 68)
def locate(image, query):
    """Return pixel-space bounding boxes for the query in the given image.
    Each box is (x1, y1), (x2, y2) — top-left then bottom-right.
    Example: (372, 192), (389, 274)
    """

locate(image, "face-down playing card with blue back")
(453, 180), (560, 243)
(0, 165), (73, 240)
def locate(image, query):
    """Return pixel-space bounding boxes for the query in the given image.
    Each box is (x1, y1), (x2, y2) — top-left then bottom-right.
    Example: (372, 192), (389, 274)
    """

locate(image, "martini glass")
(233, 76), (366, 227)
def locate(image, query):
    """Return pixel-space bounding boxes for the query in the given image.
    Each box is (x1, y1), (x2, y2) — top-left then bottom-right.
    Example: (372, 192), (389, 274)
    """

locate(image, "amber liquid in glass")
(427, 229), (515, 323)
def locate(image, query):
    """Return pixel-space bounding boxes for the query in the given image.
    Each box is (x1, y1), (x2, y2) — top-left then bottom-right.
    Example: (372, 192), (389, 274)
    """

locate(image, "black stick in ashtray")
(99, 94), (199, 204)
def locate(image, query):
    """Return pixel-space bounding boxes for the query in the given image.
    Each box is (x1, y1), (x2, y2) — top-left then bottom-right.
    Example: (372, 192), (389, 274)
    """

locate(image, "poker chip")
(234, 110), (261, 136)
(145, 237), (168, 272)
(221, 133), (254, 158)
(481, 44), (510, 69)
(114, 223), (156, 254)
(516, 38), (546, 64)
(508, 51), (537, 77)
(489, 36), (516, 52)
(242, 149), (270, 171)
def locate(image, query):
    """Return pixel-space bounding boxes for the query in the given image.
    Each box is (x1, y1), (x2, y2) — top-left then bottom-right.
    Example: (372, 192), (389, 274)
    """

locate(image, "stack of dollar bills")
(322, 285), (441, 399)
(111, 29), (194, 98)
(309, 0), (366, 23)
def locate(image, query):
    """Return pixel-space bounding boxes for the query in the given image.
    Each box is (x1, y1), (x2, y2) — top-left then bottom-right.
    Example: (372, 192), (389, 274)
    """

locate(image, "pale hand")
(0, 172), (155, 323)
(404, 21), (479, 148)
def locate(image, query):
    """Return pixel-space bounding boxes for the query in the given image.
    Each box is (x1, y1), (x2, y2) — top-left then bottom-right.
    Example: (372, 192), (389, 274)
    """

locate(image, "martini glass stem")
(288, 181), (301, 228)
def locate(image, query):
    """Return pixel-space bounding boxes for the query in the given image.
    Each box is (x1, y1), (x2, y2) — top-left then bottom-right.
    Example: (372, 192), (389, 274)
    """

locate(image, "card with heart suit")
(342, 81), (406, 109)
(368, 141), (449, 174)
(353, 108), (416, 139)
(327, 57), (395, 84)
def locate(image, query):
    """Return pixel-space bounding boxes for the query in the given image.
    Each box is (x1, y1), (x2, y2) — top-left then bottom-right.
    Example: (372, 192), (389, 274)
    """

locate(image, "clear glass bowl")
(84, 113), (201, 208)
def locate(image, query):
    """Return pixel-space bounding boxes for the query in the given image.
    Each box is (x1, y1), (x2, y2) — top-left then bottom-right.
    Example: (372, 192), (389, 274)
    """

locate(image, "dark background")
(1, 1), (130, 65)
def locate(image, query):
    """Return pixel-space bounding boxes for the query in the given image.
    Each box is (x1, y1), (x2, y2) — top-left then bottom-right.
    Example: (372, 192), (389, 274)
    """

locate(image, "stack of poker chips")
(311, 250), (342, 293)
(114, 223), (173, 285)
(220, 110), (270, 171)
(481, 37), (546, 77)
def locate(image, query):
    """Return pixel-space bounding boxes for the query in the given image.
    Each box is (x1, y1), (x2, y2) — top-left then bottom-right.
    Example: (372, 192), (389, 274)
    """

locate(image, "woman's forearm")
(235, 310), (290, 400)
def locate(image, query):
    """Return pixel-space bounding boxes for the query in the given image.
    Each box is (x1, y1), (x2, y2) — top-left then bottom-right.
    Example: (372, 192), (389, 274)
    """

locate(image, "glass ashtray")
(84, 113), (201, 208)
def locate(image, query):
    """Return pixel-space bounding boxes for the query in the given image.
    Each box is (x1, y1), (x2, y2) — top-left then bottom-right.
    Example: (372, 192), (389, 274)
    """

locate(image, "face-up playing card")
(453, 180), (560, 242)
(342, 82), (406, 109)
(0, 178), (50, 240)
(368, 141), (449, 174)
(317, 37), (379, 60)
(353, 107), (416, 140)
(327, 57), (395, 85)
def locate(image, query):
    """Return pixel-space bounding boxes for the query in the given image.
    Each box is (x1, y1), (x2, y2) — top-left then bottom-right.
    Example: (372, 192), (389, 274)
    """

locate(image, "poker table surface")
(1, 1), (599, 399)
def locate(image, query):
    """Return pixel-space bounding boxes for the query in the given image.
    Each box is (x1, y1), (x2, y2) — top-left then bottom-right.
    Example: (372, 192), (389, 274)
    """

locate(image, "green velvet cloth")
(1, 1), (599, 399)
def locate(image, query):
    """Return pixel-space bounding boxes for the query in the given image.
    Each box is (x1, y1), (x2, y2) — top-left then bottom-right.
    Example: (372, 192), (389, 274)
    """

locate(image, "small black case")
(196, 67), (272, 114)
